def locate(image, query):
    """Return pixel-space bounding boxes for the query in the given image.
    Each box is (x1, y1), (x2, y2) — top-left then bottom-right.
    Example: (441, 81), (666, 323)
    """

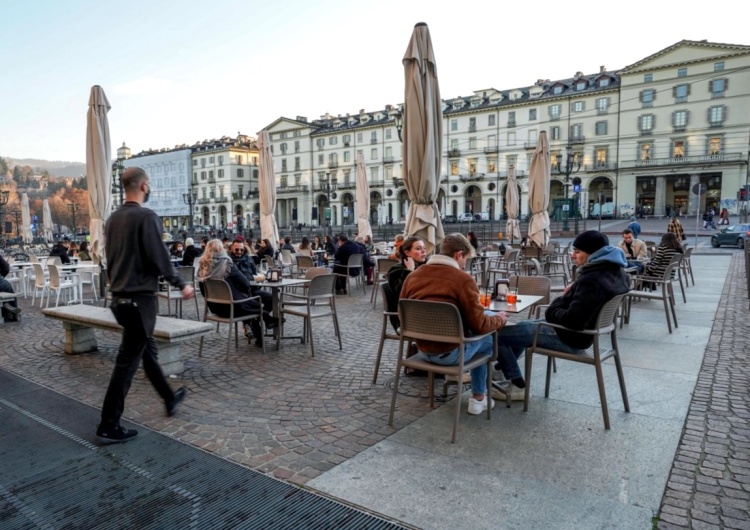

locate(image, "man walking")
(97, 167), (194, 444)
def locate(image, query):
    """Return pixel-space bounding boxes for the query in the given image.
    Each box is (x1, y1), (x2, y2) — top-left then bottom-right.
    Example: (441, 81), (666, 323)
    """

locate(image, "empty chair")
(295, 255), (315, 277)
(389, 299), (497, 444)
(277, 273), (341, 357)
(158, 267), (200, 319)
(31, 263), (49, 307)
(47, 264), (79, 307)
(524, 294), (629, 429)
(625, 259), (680, 333)
(679, 247), (695, 287)
(372, 282), (401, 384)
(280, 249), (295, 277)
(370, 258), (399, 307)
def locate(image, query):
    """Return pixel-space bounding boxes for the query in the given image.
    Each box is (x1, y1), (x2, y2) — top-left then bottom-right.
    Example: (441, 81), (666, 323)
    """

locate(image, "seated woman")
(297, 236), (313, 257)
(252, 238), (275, 266)
(77, 241), (92, 261)
(386, 236), (427, 330)
(388, 234), (404, 259)
(0, 254), (21, 322)
(323, 235), (337, 255)
(196, 239), (267, 346)
(363, 235), (375, 254)
(311, 235), (324, 252)
(169, 241), (184, 259)
(467, 231), (479, 252)
(68, 242), (79, 258)
(643, 232), (683, 282)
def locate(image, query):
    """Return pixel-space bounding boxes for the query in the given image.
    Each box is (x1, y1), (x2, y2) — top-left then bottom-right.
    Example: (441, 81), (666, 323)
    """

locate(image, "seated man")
(49, 240), (72, 264)
(229, 239), (276, 326)
(354, 236), (376, 284)
(0, 254), (22, 322)
(401, 233), (509, 415)
(617, 228), (647, 273)
(494, 231), (630, 397)
(280, 236), (295, 252)
(333, 233), (363, 294)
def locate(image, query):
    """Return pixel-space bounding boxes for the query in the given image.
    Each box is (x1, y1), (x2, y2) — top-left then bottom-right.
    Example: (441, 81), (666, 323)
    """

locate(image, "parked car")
(442, 214), (457, 223)
(589, 202), (615, 219)
(711, 224), (750, 248)
(457, 213), (475, 223)
(475, 212), (490, 222)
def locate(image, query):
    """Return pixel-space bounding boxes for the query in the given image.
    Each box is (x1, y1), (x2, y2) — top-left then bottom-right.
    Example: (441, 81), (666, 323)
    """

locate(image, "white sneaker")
(467, 396), (495, 415)
(492, 385), (526, 401)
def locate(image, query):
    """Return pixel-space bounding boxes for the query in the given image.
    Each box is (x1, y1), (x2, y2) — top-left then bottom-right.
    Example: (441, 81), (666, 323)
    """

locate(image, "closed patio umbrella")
(527, 130), (551, 248)
(355, 152), (372, 240)
(401, 22), (444, 255)
(85, 85), (112, 265)
(21, 193), (32, 244)
(43, 198), (54, 242)
(505, 166), (521, 244)
(257, 130), (280, 248)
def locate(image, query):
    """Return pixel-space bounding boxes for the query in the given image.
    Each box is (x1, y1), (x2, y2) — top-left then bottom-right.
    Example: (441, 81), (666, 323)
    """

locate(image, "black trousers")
(100, 294), (174, 428)
(0, 277), (18, 321)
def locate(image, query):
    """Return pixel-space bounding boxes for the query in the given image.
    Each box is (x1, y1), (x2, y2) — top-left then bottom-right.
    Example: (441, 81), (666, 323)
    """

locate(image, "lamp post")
(67, 202), (79, 239)
(111, 160), (124, 208)
(320, 171), (337, 233)
(11, 209), (21, 240)
(393, 110), (404, 143)
(553, 144), (582, 231)
(182, 189), (197, 234)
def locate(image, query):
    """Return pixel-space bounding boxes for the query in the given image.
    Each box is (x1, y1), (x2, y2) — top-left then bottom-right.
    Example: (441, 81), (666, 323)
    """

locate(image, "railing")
(383, 156), (395, 163)
(208, 178), (216, 184)
(277, 185), (309, 193)
(197, 198), (211, 204)
(484, 146), (499, 154)
(328, 162), (338, 169)
(448, 149), (461, 158)
(625, 152), (743, 168)
(507, 120), (516, 128)
(569, 135), (586, 144)
(588, 162), (617, 171)
(524, 141), (537, 149)
(215, 197), (228, 203)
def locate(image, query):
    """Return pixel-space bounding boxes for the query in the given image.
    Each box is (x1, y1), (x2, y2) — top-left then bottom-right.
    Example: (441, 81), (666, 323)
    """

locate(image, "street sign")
(562, 204), (570, 211)
(325, 207), (331, 220)
(573, 184), (582, 193)
(691, 183), (707, 196)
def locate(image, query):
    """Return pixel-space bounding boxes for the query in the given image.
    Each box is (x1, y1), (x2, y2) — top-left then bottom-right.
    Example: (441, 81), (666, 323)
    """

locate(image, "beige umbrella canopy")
(85, 85), (112, 264)
(527, 130), (551, 248)
(21, 193), (32, 244)
(401, 22), (444, 255)
(257, 130), (280, 248)
(505, 166), (521, 243)
(355, 152), (372, 240)
(43, 199), (54, 243)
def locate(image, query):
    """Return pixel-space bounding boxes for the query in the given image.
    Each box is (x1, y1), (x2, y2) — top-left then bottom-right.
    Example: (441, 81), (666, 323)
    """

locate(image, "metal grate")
(0, 370), (408, 530)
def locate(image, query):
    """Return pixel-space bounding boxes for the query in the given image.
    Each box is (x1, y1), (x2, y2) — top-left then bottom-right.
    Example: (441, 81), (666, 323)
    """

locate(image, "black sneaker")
(96, 424), (138, 444)
(166, 387), (187, 417)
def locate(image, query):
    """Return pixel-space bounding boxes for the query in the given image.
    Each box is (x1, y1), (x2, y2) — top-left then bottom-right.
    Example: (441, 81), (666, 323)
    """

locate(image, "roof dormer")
(529, 85), (544, 98)
(508, 89), (524, 101)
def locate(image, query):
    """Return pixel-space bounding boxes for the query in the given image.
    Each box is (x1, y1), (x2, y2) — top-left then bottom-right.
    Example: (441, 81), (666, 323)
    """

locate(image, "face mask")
(143, 184), (151, 203)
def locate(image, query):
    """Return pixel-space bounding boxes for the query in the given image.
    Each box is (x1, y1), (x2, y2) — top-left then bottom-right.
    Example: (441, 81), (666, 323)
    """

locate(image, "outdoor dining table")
(249, 278), (310, 341)
(59, 263), (99, 303)
(488, 294), (544, 314)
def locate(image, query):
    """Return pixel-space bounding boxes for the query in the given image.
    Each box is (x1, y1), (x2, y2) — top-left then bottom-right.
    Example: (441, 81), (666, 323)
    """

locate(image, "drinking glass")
(479, 288), (491, 308)
(506, 289), (518, 305)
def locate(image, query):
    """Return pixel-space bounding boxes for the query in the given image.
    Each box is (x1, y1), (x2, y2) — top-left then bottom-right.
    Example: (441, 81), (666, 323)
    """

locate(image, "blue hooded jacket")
(545, 245), (630, 349)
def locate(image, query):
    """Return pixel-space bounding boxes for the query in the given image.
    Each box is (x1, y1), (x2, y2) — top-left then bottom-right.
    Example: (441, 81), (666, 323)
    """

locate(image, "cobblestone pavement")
(658, 253), (750, 530)
(0, 287), (442, 486)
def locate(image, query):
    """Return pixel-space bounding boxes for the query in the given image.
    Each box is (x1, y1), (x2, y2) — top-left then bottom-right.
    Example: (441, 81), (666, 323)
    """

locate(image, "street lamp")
(553, 144), (582, 231)
(67, 202), (79, 238)
(11, 209), (21, 240)
(320, 171), (337, 232)
(111, 160), (124, 207)
(393, 110), (404, 143)
(182, 189), (198, 233)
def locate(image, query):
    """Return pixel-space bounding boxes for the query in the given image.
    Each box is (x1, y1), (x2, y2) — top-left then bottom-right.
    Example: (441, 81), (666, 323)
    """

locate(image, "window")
(371, 167), (379, 180)
(357, 132), (363, 143)
(238, 185), (243, 197)
(293, 130), (300, 137)
(192, 159), (197, 166)
(487, 157), (497, 173)
(553, 85), (563, 95)
(570, 124), (583, 139)
(549, 104), (561, 120)
(450, 161), (459, 175)
(343, 151), (350, 163)
(672, 140), (685, 158)
(281, 159), (287, 172)
(294, 174), (301, 186)
(385, 129), (392, 140)
(595, 148), (607, 168)
(708, 137), (722, 155)
(678, 68), (687, 77)
(318, 154), (324, 165)
(639, 114), (655, 133)
(371, 148), (378, 160)
(385, 146), (393, 159)
(599, 77), (610, 87)
(469, 137), (477, 150)
(280, 143), (287, 154)
(316, 138), (324, 150)
(280, 132), (288, 139)
(644, 73), (653, 83)
(714, 62), (724, 72)
(529, 108), (537, 121)
(237, 169), (244, 178)
(488, 134), (497, 148)
(328, 153), (337, 166)
(708, 105), (726, 126)
(596, 97), (609, 114)
(279, 176), (287, 188)
(710, 78), (727, 98)
(508, 132), (516, 146)
(219, 186), (224, 197)
(640, 143), (652, 161)
(218, 169), (224, 178)
(201, 171), (206, 180)
(385, 166), (393, 179)
(672, 110), (688, 130)
(469, 117), (476, 132)
(508, 111), (516, 127)
(551, 126), (560, 140)
(208, 170), (214, 179)
(329, 137), (337, 145)
(450, 119), (458, 131)
(506, 155), (517, 170)
(218, 155), (223, 165)
(370, 131), (377, 143)
(641, 89), (655, 107)
(674, 84), (690, 103)
(576, 80), (587, 91)
(450, 139), (459, 150)
(468, 158), (477, 175)
(294, 157), (300, 171)
(209, 156), (214, 163)
(488, 114), (496, 126)
(201, 158), (206, 167)
(343, 134), (351, 145)
(595, 121), (608, 135)
(573, 101), (584, 113)
(294, 140), (300, 152)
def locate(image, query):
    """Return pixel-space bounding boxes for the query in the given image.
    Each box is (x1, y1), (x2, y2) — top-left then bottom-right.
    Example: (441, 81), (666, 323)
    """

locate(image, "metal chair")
(280, 249), (295, 277)
(486, 249), (520, 288)
(389, 299), (498, 444)
(524, 293), (629, 430)
(158, 267), (200, 319)
(372, 283), (401, 384)
(624, 260), (680, 333)
(295, 255), (315, 277)
(277, 273), (341, 357)
(679, 247), (695, 287)
(334, 253), (366, 296)
(198, 278), (266, 358)
(370, 258), (399, 307)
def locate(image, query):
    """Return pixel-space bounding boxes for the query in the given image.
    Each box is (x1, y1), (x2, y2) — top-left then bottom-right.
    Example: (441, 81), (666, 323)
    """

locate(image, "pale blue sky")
(2, 0), (747, 163)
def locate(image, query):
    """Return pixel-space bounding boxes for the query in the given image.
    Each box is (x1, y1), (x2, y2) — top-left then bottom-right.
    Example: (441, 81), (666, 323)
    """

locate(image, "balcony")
(393, 177), (404, 188)
(524, 141), (537, 150)
(484, 146), (499, 154)
(370, 138), (378, 144)
(328, 162), (338, 169)
(458, 172), (485, 182)
(588, 162), (617, 171)
(369, 180), (385, 188)
(215, 197), (228, 203)
(569, 135), (586, 144)
(276, 185), (309, 194)
(383, 156), (395, 163)
(624, 152), (742, 169)
(208, 178), (216, 184)
(197, 198), (211, 204)
(448, 149), (461, 158)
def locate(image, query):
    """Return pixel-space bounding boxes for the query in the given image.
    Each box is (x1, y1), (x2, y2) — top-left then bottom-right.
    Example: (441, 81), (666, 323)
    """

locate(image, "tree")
(0, 156), (8, 177)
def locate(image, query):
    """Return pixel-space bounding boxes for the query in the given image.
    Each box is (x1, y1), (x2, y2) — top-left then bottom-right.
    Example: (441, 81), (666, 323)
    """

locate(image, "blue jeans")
(423, 334), (492, 396)
(626, 260), (644, 274)
(496, 319), (587, 380)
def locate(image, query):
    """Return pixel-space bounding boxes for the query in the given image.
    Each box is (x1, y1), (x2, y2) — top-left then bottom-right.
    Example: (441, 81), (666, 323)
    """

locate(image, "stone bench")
(42, 305), (213, 376)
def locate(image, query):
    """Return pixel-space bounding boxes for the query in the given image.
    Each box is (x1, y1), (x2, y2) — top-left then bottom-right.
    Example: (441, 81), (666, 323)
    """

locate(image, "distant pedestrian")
(626, 216), (641, 239)
(719, 208), (730, 225)
(665, 205), (672, 217)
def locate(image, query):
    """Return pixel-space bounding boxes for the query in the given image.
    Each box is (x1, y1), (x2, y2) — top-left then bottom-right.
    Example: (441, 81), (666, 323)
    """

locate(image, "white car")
(458, 213), (475, 222)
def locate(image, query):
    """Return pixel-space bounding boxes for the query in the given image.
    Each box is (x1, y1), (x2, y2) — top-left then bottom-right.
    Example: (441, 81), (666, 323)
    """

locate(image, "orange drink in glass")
(506, 290), (518, 305)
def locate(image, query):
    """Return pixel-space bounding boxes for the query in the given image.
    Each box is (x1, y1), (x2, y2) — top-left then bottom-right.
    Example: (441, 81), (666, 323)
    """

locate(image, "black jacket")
(334, 240), (362, 273)
(0, 255), (9, 278)
(545, 249), (629, 349)
(105, 202), (185, 295)
(49, 244), (71, 264)
(181, 246), (203, 266)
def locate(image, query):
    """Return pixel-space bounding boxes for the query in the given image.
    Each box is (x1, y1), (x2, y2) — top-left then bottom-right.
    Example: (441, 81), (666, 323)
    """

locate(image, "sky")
(2, 0), (749, 164)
